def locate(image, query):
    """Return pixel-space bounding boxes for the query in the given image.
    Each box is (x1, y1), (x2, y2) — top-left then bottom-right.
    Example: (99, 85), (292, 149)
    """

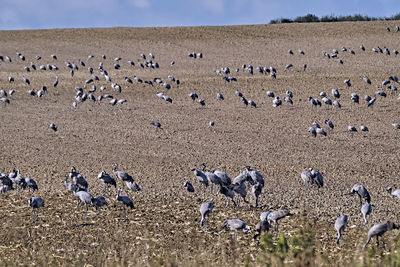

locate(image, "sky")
(0, 0), (398, 30)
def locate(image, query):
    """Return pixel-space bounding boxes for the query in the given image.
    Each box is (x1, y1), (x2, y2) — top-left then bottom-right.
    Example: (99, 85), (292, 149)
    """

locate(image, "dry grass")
(1, 20), (400, 266)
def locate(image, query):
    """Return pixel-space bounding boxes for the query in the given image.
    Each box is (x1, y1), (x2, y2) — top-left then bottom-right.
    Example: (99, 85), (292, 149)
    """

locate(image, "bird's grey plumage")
(183, 181), (194, 192)
(308, 127), (316, 137)
(219, 184), (237, 206)
(116, 188), (134, 217)
(252, 182), (263, 208)
(98, 171), (116, 193)
(254, 220), (270, 241)
(334, 214), (348, 245)
(29, 197), (44, 225)
(73, 187), (92, 217)
(222, 219), (250, 240)
(361, 202), (372, 225)
(349, 184), (371, 205)
(387, 187), (400, 199)
(91, 196), (107, 216)
(73, 174), (88, 191)
(199, 201), (213, 226)
(244, 167), (264, 187)
(325, 119), (334, 129)
(113, 163), (134, 183)
(191, 168), (208, 188)
(363, 221), (399, 250)
(213, 170), (231, 186)
(267, 210), (292, 236)
(125, 181), (141, 192)
(332, 89), (340, 98)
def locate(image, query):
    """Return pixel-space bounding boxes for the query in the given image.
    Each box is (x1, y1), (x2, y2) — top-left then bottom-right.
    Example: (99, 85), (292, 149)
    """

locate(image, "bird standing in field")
(334, 214), (348, 246)
(29, 197), (44, 225)
(98, 171), (117, 194)
(113, 163), (134, 183)
(199, 201), (213, 227)
(73, 187), (92, 218)
(267, 210), (293, 237)
(254, 220), (270, 243)
(116, 188), (134, 218)
(347, 184), (371, 206)
(91, 196), (107, 217)
(361, 202), (372, 225)
(222, 219), (251, 240)
(386, 187), (400, 199)
(363, 221), (399, 250)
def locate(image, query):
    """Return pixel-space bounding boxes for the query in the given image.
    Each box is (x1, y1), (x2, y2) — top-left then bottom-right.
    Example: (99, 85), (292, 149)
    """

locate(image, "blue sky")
(0, 0), (398, 30)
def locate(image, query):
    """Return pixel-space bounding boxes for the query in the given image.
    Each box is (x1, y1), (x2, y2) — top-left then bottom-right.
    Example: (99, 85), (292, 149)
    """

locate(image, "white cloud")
(128, 0), (150, 8)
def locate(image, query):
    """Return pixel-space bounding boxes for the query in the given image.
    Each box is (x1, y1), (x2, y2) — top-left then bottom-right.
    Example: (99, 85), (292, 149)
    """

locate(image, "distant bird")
(360, 44), (365, 51)
(116, 188), (134, 217)
(73, 174), (88, 191)
(183, 181), (194, 192)
(241, 97), (248, 107)
(308, 127), (316, 137)
(363, 221), (399, 250)
(53, 76), (59, 87)
(365, 95), (372, 102)
(284, 96), (293, 104)
(235, 90), (243, 97)
(266, 91), (275, 97)
(49, 123), (57, 132)
(334, 214), (348, 246)
(333, 100), (341, 108)
(288, 49), (293, 55)
(189, 92), (198, 100)
(98, 171), (117, 193)
(361, 202), (372, 225)
(113, 163), (134, 183)
(199, 201), (213, 226)
(151, 121), (163, 130)
(348, 126), (357, 132)
(198, 99), (205, 106)
(344, 79), (351, 87)
(29, 197), (44, 225)
(219, 184), (237, 206)
(322, 97), (332, 105)
(325, 119), (334, 129)
(387, 187), (400, 199)
(267, 210), (292, 237)
(209, 121), (215, 127)
(351, 93), (359, 104)
(272, 97), (282, 107)
(222, 219), (251, 240)
(191, 168), (208, 189)
(91, 196), (107, 216)
(360, 125), (369, 132)
(125, 181), (141, 192)
(363, 77), (371, 85)
(22, 76), (30, 85)
(316, 128), (327, 136)
(249, 100), (256, 108)
(392, 123), (400, 129)
(348, 184), (371, 205)
(254, 220), (270, 242)
(73, 187), (92, 218)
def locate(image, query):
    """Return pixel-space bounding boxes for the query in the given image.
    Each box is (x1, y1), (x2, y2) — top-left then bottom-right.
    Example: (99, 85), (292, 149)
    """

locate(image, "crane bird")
(347, 184), (371, 205)
(50, 123), (57, 132)
(73, 174), (88, 191)
(191, 168), (208, 190)
(308, 127), (317, 137)
(267, 210), (293, 237)
(219, 184), (237, 206)
(116, 188), (134, 217)
(73, 187), (92, 218)
(98, 171), (116, 193)
(91, 196), (107, 217)
(361, 202), (372, 225)
(113, 163), (134, 183)
(244, 166), (264, 187)
(344, 79), (351, 87)
(213, 170), (231, 186)
(254, 220), (270, 243)
(334, 214), (348, 246)
(29, 197), (44, 225)
(363, 77), (371, 85)
(199, 201), (213, 226)
(221, 219), (251, 240)
(386, 187), (400, 199)
(325, 119), (334, 129)
(183, 181), (194, 192)
(363, 221), (399, 250)
(22, 76), (30, 85)
(252, 182), (263, 208)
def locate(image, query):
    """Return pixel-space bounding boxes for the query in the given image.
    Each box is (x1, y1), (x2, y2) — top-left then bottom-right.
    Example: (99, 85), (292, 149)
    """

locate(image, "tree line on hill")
(269, 13), (400, 24)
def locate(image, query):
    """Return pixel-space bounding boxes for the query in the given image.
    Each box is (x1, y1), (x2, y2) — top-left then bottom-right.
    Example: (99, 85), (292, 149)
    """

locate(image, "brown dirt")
(0, 21), (400, 266)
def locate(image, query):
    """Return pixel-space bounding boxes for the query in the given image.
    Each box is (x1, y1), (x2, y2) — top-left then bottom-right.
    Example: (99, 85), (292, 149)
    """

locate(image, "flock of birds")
(1, 24), (400, 254)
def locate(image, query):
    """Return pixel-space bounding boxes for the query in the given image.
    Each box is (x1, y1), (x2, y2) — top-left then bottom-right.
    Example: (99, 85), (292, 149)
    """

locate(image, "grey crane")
(73, 187), (92, 218)
(392, 123), (400, 129)
(284, 96), (293, 104)
(183, 181), (194, 192)
(360, 125), (369, 132)
(351, 93), (359, 104)
(344, 80), (351, 87)
(266, 91), (275, 97)
(98, 171), (116, 193)
(113, 163), (134, 183)
(361, 202), (372, 225)
(301, 168), (323, 189)
(222, 219), (251, 240)
(267, 210), (293, 237)
(50, 123), (57, 132)
(231, 181), (249, 206)
(91, 196), (107, 216)
(322, 97), (332, 105)
(116, 188), (134, 217)
(260, 211), (271, 222)
(387, 187), (400, 199)
(217, 93), (224, 100)
(241, 97), (248, 107)
(363, 77), (371, 85)
(151, 121), (163, 130)
(204, 167), (222, 193)
(316, 128), (327, 136)
(219, 184), (237, 206)
(252, 182), (263, 208)
(348, 126), (357, 132)
(213, 170), (231, 186)
(73, 174), (88, 191)
(64, 175), (78, 192)
(125, 181), (141, 192)
(254, 220), (270, 242)
(191, 168), (208, 189)
(363, 221), (399, 250)
(347, 183), (371, 205)
(325, 119), (334, 129)
(189, 92), (198, 100)
(308, 127), (317, 137)
(334, 214), (348, 246)
(24, 177), (38, 191)
(22, 76), (30, 85)
(272, 97), (282, 107)
(244, 166), (264, 187)
(235, 90), (243, 97)
(200, 201), (213, 226)
(29, 197), (44, 225)
(333, 100), (341, 108)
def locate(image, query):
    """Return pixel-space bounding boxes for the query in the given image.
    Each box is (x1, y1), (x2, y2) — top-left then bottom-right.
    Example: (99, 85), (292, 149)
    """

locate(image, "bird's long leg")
(376, 236), (379, 247)
(275, 222), (279, 238)
(33, 209), (37, 226)
(76, 199), (81, 208)
(255, 196), (258, 208)
(83, 204), (88, 219)
(234, 230), (237, 241)
(362, 237), (371, 250)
